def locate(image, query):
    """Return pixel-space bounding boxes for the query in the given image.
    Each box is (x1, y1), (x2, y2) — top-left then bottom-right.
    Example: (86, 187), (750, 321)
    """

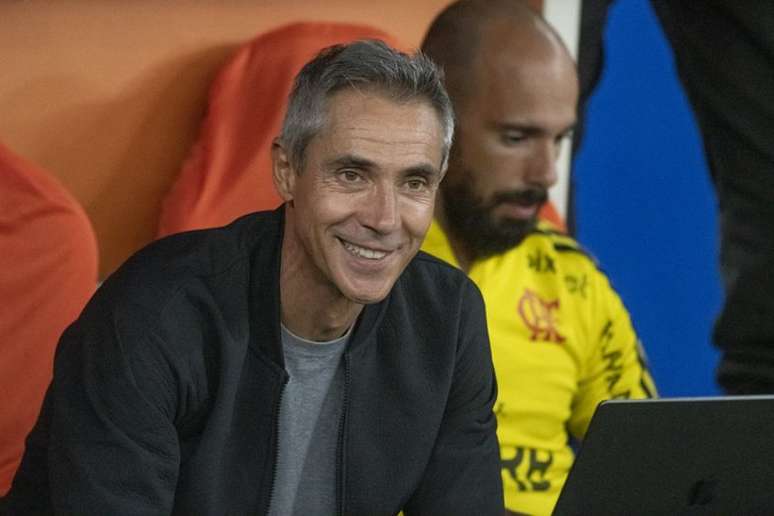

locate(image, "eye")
(501, 131), (526, 146)
(405, 177), (429, 191)
(339, 169), (363, 183)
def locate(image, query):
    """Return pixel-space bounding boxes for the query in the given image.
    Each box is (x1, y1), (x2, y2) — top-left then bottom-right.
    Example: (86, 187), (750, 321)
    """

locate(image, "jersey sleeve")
(568, 269), (657, 440)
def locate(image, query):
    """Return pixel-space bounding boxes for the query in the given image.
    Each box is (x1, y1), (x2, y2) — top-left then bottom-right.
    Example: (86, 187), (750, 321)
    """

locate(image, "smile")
(339, 239), (389, 260)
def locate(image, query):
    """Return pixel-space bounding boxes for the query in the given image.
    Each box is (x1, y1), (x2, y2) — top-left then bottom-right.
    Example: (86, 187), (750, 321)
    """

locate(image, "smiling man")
(421, 1), (656, 514)
(4, 40), (503, 515)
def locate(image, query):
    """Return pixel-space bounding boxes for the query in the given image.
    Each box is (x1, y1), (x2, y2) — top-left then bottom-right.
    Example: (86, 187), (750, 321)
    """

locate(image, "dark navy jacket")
(5, 207), (503, 515)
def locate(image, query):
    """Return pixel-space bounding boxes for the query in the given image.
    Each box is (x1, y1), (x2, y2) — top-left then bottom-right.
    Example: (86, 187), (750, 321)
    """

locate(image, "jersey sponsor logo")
(517, 288), (566, 343)
(564, 273), (588, 298)
(527, 249), (556, 274)
(502, 446), (554, 492)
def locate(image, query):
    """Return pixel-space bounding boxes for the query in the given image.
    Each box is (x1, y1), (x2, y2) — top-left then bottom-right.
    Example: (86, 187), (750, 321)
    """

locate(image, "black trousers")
(575, 0), (774, 394)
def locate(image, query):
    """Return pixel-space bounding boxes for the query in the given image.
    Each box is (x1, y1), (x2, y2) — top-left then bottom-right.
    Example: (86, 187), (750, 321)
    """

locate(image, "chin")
(341, 282), (394, 305)
(346, 291), (390, 305)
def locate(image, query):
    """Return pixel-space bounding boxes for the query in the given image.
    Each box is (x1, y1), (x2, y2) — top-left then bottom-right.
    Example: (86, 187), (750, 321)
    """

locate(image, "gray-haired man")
(5, 40), (503, 514)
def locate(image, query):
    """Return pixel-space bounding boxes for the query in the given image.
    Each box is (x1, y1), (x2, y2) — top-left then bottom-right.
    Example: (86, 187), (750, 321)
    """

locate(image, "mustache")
(489, 187), (548, 208)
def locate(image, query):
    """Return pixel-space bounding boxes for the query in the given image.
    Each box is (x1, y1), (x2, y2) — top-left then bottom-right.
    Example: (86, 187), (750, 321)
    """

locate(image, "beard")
(440, 172), (547, 261)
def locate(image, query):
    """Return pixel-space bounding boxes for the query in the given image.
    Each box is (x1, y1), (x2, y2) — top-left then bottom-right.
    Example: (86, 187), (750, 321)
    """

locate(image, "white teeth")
(341, 240), (388, 260)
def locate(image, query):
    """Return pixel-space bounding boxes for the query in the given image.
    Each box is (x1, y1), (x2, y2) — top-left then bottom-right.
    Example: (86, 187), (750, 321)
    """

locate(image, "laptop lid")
(553, 396), (774, 516)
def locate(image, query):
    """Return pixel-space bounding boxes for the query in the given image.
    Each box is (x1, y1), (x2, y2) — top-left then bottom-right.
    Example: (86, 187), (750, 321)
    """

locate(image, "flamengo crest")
(517, 288), (566, 343)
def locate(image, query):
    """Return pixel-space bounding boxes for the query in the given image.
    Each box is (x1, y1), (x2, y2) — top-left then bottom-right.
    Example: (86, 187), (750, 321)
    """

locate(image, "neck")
(279, 210), (363, 342)
(280, 279), (362, 341)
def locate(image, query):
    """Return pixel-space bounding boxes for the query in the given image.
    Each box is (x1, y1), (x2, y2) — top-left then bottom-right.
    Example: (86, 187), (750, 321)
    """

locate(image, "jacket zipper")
(263, 372), (289, 515)
(336, 353), (351, 516)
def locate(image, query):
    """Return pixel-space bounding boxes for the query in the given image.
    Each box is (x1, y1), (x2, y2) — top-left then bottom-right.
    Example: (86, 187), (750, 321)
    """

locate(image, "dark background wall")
(573, 0), (722, 396)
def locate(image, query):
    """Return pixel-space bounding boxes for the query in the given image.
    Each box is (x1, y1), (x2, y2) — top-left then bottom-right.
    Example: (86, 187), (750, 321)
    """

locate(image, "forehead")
(466, 43), (578, 130)
(307, 89), (446, 172)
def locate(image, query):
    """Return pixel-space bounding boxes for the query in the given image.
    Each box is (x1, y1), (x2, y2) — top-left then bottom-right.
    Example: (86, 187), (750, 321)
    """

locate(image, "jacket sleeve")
(404, 281), (504, 515)
(47, 299), (180, 515)
(568, 269), (658, 439)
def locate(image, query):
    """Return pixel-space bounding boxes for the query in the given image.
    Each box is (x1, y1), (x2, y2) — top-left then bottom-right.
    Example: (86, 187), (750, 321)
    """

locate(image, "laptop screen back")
(553, 396), (774, 516)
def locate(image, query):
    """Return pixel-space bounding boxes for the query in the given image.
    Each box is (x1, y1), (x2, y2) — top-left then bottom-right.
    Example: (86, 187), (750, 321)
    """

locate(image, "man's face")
(441, 44), (578, 259)
(277, 89), (445, 305)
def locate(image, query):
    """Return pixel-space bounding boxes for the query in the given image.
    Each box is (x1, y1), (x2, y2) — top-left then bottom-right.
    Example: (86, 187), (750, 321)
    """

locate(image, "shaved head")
(421, 0), (579, 267)
(422, 0), (574, 109)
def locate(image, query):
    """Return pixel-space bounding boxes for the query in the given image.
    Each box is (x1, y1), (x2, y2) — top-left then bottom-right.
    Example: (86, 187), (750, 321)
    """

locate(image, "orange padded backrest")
(0, 142), (98, 495)
(156, 22), (406, 237)
(539, 200), (564, 230)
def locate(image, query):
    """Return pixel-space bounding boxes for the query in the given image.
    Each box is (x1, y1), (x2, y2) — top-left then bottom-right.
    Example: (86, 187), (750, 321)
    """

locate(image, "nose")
(525, 139), (559, 189)
(359, 182), (400, 235)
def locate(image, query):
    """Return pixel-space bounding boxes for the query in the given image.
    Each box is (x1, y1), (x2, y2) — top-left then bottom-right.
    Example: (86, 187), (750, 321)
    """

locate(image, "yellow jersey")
(422, 220), (656, 515)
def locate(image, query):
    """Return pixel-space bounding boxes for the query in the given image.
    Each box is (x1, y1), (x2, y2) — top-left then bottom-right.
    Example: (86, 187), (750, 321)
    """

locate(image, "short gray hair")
(279, 39), (454, 171)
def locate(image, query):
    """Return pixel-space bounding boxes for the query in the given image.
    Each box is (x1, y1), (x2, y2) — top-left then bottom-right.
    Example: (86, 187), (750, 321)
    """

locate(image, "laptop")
(553, 396), (774, 516)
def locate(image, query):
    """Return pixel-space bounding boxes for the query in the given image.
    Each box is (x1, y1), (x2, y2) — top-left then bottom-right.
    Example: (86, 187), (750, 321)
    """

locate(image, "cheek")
(307, 190), (351, 222)
(473, 136), (530, 175)
(400, 199), (436, 239)
(480, 154), (529, 193)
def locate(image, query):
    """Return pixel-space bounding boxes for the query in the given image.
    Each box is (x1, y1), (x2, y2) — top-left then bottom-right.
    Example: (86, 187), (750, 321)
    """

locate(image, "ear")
(272, 139), (296, 202)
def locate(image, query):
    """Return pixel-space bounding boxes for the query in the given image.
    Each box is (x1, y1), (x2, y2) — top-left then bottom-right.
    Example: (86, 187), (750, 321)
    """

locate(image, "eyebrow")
(325, 154), (376, 171)
(325, 154), (442, 179)
(495, 121), (577, 137)
(404, 164), (442, 180)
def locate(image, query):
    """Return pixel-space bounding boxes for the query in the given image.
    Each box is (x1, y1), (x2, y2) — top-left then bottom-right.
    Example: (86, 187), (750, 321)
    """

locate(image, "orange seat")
(0, 142), (98, 495)
(539, 200), (564, 230)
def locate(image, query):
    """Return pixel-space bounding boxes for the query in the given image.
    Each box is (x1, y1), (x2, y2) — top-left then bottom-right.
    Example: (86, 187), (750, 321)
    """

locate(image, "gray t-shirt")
(267, 324), (349, 516)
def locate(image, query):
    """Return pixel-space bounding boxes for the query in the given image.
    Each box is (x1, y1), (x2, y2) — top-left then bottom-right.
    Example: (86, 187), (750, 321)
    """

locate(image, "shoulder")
(411, 249), (469, 277)
(130, 210), (277, 274)
(63, 212), (283, 382)
(406, 250), (479, 294)
(528, 223), (598, 263)
(93, 210), (280, 327)
(115, 210), (275, 284)
(498, 224), (628, 308)
(519, 225), (633, 317)
(392, 250), (485, 320)
(509, 223), (608, 280)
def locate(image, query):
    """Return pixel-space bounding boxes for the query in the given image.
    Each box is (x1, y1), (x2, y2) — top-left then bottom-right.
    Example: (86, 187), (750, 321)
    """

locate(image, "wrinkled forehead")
(320, 87), (449, 162)
(311, 89), (447, 172)
(322, 85), (449, 133)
